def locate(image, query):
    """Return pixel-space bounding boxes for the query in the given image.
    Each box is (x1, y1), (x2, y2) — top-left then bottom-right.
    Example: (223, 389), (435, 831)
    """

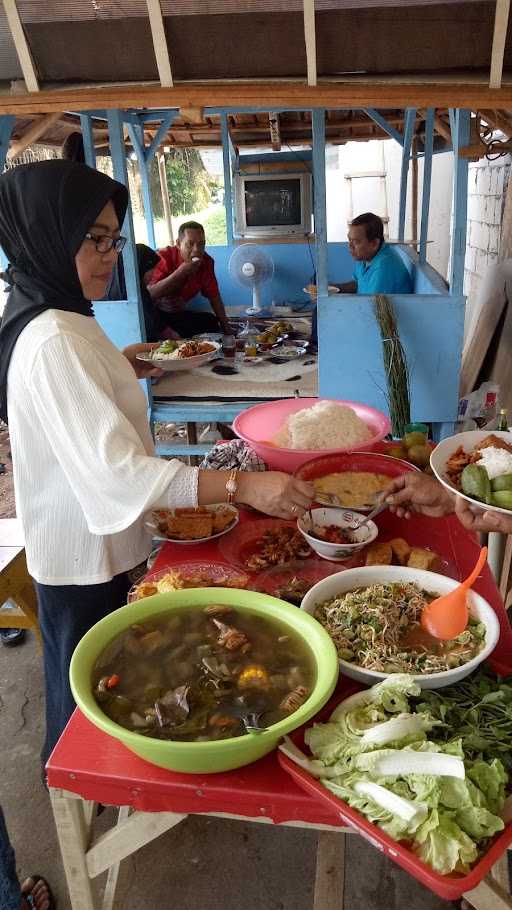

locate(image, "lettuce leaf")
(414, 812), (479, 875)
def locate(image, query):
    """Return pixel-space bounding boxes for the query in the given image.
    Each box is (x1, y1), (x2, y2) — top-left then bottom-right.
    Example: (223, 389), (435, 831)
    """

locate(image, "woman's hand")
(455, 495), (512, 534)
(237, 471), (315, 520)
(122, 343), (165, 379)
(384, 473), (455, 519)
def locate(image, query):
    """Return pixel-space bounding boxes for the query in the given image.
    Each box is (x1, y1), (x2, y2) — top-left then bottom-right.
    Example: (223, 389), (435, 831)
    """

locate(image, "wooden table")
(0, 518), (39, 641)
(47, 510), (512, 910)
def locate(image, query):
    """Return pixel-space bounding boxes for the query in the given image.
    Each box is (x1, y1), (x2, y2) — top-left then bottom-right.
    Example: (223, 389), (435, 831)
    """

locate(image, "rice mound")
(273, 401), (373, 450)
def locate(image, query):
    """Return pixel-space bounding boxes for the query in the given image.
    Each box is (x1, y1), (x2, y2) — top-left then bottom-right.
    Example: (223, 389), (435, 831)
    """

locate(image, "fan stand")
(245, 283), (272, 317)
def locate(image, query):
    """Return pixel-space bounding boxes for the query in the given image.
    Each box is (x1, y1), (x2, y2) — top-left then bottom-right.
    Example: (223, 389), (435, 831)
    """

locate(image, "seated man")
(338, 212), (414, 296)
(311, 212), (413, 346)
(149, 221), (231, 337)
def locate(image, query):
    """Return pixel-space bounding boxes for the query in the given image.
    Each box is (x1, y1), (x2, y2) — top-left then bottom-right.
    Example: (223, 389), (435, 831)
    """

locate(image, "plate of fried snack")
(364, 536), (458, 578)
(146, 504), (239, 543)
(128, 562), (250, 603)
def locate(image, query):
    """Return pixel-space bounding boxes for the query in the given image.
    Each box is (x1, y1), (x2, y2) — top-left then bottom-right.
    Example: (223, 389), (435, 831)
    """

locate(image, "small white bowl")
(301, 564), (500, 689)
(297, 508), (378, 562)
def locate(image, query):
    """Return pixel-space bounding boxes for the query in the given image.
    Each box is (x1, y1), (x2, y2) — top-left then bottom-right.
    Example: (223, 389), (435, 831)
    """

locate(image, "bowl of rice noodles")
(301, 565), (500, 689)
(232, 398), (391, 471)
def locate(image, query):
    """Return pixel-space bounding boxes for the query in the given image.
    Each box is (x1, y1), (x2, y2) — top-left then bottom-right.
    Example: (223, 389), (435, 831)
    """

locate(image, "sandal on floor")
(21, 874), (56, 910)
(0, 627), (26, 646)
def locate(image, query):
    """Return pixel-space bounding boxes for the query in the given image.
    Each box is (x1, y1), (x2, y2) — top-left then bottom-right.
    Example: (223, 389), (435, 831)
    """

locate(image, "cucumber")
(490, 490), (512, 510)
(491, 473), (512, 492)
(461, 464), (491, 502)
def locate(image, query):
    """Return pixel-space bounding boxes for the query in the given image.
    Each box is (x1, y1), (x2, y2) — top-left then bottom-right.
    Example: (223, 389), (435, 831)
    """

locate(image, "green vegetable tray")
(278, 679), (512, 901)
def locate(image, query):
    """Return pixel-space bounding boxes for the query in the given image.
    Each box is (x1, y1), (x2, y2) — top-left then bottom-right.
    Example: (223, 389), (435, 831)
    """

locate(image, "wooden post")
(312, 108), (327, 295)
(419, 107), (435, 263)
(158, 151), (174, 245)
(0, 115), (15, 271)
(107, 109), (144, 329)
(221, 113), (234, 245)
(412, 135), (418, 247)
(398, 108), (416, 241)
(79, 113), (97, 168)
(449, 108), (471, 295)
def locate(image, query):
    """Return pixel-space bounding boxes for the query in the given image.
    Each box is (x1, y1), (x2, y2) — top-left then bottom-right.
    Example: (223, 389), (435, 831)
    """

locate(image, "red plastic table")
(47, 509), (512, 910)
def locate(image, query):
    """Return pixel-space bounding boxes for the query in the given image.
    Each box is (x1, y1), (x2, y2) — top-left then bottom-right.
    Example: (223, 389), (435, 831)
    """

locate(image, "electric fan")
(228, 244), (275, 315)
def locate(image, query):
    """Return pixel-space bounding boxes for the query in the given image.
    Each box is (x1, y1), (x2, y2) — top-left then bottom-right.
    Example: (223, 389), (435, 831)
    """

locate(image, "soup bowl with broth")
(70, 588), (338, 773)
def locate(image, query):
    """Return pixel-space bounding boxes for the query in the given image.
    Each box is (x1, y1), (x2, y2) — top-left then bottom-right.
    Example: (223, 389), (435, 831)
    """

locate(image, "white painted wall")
(464, 154), (511, 309)
(325, 139), (453, 279)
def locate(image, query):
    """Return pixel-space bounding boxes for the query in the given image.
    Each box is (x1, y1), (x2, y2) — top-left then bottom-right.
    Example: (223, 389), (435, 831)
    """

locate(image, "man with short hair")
(337, 212), (413, 295)
(311, 212), (413, 347)
(149, 221), (231, 337)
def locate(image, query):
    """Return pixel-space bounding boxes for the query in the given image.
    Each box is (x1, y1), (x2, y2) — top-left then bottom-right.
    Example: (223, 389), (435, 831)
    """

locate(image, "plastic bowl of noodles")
(70, 587), (339, 774)
(232, 398), (391, 472)
(301, 565), (500, 690)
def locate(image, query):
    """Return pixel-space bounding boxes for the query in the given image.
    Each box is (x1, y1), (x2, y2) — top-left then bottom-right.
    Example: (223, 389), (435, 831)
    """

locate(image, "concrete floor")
(0, 633), (451, 910)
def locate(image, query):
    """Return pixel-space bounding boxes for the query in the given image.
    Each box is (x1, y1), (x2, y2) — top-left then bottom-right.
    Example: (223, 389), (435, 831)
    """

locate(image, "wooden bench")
(0, 518), (40, 644)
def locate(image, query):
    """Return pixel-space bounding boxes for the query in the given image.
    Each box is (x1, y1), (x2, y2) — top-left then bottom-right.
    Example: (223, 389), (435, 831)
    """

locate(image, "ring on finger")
(290, 504), (299, 514)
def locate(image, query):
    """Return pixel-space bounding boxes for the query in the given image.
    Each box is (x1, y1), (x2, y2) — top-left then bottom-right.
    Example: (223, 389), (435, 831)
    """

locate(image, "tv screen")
(244, 178), (302, 227)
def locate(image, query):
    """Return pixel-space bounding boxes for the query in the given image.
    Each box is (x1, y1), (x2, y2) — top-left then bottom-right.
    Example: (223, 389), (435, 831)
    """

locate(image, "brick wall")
(464, 155), (511, 302)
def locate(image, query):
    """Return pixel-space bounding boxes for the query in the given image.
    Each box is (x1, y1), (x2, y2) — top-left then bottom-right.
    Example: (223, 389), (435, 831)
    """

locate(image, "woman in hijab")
(0, 160), (314, 773)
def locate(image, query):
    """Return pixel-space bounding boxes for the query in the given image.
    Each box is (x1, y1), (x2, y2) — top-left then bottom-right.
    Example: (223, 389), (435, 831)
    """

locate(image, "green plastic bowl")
(70, 587), (339, 774)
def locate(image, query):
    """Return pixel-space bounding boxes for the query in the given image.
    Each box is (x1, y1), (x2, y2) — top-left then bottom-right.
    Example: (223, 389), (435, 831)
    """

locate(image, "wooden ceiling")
(7, 107), (512, 161)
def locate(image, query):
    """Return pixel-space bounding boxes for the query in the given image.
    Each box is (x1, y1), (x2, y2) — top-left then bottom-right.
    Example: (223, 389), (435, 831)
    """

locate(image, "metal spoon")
(314, 493), (388, 530)
(226, 705), (267, 734)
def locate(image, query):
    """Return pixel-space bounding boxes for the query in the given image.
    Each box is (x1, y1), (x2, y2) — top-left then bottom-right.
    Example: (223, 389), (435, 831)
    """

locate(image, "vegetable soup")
(92, 605), (316, 741)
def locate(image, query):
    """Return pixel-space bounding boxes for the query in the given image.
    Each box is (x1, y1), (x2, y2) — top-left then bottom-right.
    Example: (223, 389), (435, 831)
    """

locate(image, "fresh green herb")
(415, 668), (512, 772)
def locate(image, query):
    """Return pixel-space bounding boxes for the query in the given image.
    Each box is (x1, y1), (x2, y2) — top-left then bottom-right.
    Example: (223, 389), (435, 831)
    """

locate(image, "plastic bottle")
(497, 408), (509, 431)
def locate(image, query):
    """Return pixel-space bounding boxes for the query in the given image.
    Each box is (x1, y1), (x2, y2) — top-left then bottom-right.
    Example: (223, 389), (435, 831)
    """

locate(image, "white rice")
(476, 447), (512, 480)
(274, 401), (373, 450)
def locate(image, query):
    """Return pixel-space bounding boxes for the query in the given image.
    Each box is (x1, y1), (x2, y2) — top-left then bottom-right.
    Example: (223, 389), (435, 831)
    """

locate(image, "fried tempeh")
(389, 537), (412, 566)
(365, 542), (393, 566)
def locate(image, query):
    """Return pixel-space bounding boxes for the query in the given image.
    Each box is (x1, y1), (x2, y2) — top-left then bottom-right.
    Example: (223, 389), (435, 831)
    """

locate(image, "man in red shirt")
(149, 221), (231, 337)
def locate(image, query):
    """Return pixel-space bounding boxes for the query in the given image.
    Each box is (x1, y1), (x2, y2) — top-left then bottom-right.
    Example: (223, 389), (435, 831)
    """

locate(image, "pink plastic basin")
(233, 398), (391, 472)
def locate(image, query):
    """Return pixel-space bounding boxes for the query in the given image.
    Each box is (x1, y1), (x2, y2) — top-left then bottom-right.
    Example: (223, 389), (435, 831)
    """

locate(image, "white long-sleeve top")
(7, 309), (199, 585)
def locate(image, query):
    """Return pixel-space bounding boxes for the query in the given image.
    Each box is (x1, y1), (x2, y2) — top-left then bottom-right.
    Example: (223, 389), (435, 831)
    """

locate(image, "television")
(234, 172), (313, 239)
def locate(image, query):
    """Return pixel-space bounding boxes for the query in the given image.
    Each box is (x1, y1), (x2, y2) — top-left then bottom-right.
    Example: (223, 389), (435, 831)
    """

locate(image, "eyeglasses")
(84, 233), (127, 254)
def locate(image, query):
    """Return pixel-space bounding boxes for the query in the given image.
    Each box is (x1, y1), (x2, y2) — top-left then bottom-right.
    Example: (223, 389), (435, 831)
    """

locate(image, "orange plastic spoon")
(420, 546), (488, 641)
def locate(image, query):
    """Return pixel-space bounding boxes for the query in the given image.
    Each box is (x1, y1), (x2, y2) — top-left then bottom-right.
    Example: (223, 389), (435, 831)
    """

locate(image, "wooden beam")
(146, 0), (173, 88)
(269, 112), (281, 150)
(303, 0), (317, 87)
(6, 82), (512, 117)
(418, 107), (452, 142)
(459, 139), (512, 157)
(2, 0), (39, 93)
(7, 111), (61, 158)
(364, 108), (404, 144)
(179, 106), (204, 123)
(490, 0), (511, 89)
(479, 107), (512, 136)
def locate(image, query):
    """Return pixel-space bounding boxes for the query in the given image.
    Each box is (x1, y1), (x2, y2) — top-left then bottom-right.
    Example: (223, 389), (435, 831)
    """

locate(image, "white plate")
(301, 564), (500, 689)
(303, 285), (340, 297)
(137, 341), (220, 371)
(145, 503), (239, 544)
(430, 430), (512, 516)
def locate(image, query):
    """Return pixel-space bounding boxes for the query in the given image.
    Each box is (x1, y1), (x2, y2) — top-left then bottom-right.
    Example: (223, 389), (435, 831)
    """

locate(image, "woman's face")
(75, 200), (120, 300)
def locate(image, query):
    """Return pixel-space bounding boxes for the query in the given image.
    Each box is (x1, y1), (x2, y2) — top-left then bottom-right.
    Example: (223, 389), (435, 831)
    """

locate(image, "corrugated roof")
(14, 0), (489, 20)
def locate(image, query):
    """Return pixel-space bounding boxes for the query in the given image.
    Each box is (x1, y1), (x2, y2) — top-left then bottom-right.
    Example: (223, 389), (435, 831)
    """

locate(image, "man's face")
(348, 224), (380, 262)
(177, 228), (206, 262)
